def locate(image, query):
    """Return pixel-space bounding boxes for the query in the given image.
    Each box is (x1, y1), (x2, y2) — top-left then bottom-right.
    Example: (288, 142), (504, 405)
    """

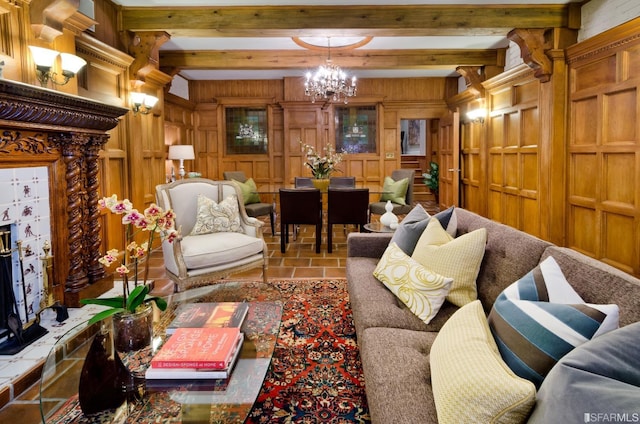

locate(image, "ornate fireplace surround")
(0, 79), (127, 307)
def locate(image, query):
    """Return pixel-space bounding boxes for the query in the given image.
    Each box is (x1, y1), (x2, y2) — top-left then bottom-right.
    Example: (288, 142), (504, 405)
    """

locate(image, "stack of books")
(145, 302), (249, 380)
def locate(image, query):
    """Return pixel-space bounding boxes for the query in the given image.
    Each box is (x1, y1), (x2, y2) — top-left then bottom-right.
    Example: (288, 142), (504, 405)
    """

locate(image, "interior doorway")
(400, 119), (427, 155)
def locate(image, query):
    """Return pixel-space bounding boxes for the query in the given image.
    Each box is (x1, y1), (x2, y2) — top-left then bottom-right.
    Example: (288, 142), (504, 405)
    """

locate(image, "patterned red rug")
(246, 279), (370, 423)
(47, 279), (370, 423)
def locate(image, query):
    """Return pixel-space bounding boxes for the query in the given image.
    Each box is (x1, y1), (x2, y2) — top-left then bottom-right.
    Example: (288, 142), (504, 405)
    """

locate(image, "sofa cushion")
(359, 327), (439, 423)
(430, 300), (536, 424)
(528, 321), (640, 423)
(190, 194), (243, 235)
(347, 257), (458, 337)
(232, 177), (261, 205)
(412, 219), (487, 307)
(454, 208), (552, 312)
(488, 256), (620, 388)
(373, 243), (453, 325)
(181, 231), (264, 269)
(380, 176), (409, 205)
(390, 205), (456, 255)
(541, 246), (640, 326)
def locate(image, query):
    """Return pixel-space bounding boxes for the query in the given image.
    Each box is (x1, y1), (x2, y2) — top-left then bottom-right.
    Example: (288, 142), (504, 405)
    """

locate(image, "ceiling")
(111, 0), (583, 81)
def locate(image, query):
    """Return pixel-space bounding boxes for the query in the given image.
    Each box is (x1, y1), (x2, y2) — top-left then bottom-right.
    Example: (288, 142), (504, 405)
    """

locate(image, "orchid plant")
(81, 195), (179, 325)
(300, 141), (345, 179)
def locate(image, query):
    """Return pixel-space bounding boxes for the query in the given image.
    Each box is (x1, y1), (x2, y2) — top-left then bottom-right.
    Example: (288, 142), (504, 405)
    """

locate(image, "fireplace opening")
(0, 224), (48, 355)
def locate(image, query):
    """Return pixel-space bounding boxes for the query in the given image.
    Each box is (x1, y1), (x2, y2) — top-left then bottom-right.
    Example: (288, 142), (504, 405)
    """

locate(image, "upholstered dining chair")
(279, 188), (322, 253)
(329, 176), (356, 188)
(155, 178), (268, 291)
(294, 177), (314, 188)
(327, 187), (369, 253)
(368, 169), (415, 222)
(223, 171), (276, 235)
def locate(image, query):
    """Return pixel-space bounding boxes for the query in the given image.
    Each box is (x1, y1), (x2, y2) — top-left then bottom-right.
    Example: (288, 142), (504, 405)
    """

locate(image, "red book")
(166, 302), (249, 335)
(151, 327), (242, 370)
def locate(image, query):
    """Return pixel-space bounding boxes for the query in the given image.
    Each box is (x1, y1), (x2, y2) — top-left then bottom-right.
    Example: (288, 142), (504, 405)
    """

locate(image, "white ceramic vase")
(379, 200), (399, 228)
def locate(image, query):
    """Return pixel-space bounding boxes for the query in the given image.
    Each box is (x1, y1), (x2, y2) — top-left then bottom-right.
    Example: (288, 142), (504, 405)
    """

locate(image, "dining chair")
(368, 169), (415, 222)
(223, 171), (276, 235)
(327, 187), (369, 253)
(329, 176), (356, 188)
(155, 178), (268, 291)
(294, 177), (315, 188)
(279, 188), (322, 253)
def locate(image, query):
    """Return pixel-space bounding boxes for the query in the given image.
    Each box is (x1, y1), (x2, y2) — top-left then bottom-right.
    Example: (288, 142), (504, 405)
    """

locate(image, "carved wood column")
(85, 135), (108, 282)
(56, 132), (90, 292)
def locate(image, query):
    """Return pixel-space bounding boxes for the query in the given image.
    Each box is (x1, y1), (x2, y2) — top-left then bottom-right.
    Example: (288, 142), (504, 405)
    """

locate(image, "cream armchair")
(155, 178), (268, 291)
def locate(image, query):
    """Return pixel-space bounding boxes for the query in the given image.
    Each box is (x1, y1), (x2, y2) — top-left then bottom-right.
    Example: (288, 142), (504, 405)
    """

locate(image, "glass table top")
(39, 281), (283, 423)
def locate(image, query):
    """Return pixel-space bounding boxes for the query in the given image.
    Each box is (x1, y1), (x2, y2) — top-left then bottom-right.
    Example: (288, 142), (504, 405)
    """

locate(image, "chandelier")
(304, 39), (357, 104)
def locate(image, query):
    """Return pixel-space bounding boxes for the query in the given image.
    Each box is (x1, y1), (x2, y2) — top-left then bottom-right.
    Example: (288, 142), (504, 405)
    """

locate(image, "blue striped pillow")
(488, 257), (619, 388)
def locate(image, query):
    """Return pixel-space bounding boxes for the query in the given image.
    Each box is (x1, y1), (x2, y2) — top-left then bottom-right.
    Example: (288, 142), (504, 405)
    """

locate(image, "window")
(335, 105), (376, 154)
(225, 107), (268, 154)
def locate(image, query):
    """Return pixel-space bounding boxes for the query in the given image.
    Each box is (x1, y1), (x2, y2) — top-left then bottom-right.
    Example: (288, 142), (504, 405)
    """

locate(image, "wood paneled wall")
(456, 18), (640, 278)
(566, 18), (640, 276)
(182, 78), (452, 190)
(484, 67), (543, 238)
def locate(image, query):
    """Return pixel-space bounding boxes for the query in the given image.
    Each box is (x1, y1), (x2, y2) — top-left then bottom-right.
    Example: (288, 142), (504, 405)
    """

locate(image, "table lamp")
(168, 145), (195, 179)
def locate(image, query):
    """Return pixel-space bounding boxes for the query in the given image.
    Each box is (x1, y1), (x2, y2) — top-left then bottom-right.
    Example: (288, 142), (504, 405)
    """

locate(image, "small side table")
(363, 222), (396, 233)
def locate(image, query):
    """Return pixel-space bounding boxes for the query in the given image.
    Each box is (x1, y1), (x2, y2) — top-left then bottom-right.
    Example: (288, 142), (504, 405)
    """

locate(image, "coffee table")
(39, 281), (283, 423)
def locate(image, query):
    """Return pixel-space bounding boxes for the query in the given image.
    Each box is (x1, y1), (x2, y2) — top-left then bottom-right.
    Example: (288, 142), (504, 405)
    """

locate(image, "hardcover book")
(166, 302), (249, 335)
(151, 327), (242, 370)
(146, 333), (244, 380)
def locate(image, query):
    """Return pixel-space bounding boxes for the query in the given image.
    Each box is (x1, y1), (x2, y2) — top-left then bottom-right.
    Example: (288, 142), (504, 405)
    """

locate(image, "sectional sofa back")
(541, 247), (640, 326)
(455, 209), (552, 312)
(456, 209), (640, 325)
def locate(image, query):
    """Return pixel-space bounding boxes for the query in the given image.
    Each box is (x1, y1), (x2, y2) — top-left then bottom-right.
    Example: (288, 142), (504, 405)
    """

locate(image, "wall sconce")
(28, 46), (86, 87)
(467, 108), (487, 123)
(168, 145), (195, 179)
(130, 92), (159, 115)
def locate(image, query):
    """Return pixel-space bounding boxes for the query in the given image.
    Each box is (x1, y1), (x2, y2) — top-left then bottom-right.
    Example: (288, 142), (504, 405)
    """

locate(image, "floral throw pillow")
(373, 242), (453, 325)
(190, 194), (243, 235)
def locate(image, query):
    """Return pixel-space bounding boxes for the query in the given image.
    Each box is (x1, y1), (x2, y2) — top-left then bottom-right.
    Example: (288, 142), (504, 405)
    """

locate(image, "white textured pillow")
(373, 243), (453, 324)
(190, 194), (243, 235)
(412, 219), (487, 307)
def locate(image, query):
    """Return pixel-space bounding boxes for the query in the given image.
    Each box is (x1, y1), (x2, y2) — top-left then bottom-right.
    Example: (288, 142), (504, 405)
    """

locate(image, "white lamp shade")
(143, 95), (159, 108)
(168, 145), (195, 160)
(130, 92), (146, 105)
(59, 53), (87, 74)
(29, 46), (58, 68)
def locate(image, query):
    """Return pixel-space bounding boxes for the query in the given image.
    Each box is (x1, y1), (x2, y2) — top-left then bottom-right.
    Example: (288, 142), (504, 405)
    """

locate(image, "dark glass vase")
(78, 327), (129, 415)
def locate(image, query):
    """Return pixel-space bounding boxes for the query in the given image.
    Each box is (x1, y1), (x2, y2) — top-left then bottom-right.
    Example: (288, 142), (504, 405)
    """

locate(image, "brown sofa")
(346, 208), (640, 423)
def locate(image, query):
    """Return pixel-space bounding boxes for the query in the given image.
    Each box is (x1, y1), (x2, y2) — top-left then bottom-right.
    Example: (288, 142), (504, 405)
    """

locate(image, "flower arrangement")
(300, 141), (345, 179)
(80, 195), (179, 325)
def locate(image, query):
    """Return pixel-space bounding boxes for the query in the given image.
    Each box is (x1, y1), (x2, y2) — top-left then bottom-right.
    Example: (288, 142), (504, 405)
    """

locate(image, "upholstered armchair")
(368, 169), (415, 221)
(155, 178), (268, 291)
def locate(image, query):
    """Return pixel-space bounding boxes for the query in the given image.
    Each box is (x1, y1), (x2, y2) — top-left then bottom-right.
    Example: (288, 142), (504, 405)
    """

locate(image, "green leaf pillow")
(232, 178), (261, 205)
(380, 176), (409, 205)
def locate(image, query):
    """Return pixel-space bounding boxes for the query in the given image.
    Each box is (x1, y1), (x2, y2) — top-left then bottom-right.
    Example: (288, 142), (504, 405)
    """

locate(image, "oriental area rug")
(48, 279), (371, 423)
(247, 279), (370, 423)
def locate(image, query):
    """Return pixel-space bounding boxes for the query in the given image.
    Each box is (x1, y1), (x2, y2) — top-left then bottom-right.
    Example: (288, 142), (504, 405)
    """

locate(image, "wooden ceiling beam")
(121, 5), (575, 37)
(159, 49), (504, 70)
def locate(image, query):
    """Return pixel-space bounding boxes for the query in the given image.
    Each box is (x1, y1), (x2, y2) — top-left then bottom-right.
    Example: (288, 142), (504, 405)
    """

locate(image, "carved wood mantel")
(0, 79), (128, 307)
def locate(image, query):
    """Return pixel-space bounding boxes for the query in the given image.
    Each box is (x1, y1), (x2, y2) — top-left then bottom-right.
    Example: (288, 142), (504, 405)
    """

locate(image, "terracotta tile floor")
(0, 201), (439, 422)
